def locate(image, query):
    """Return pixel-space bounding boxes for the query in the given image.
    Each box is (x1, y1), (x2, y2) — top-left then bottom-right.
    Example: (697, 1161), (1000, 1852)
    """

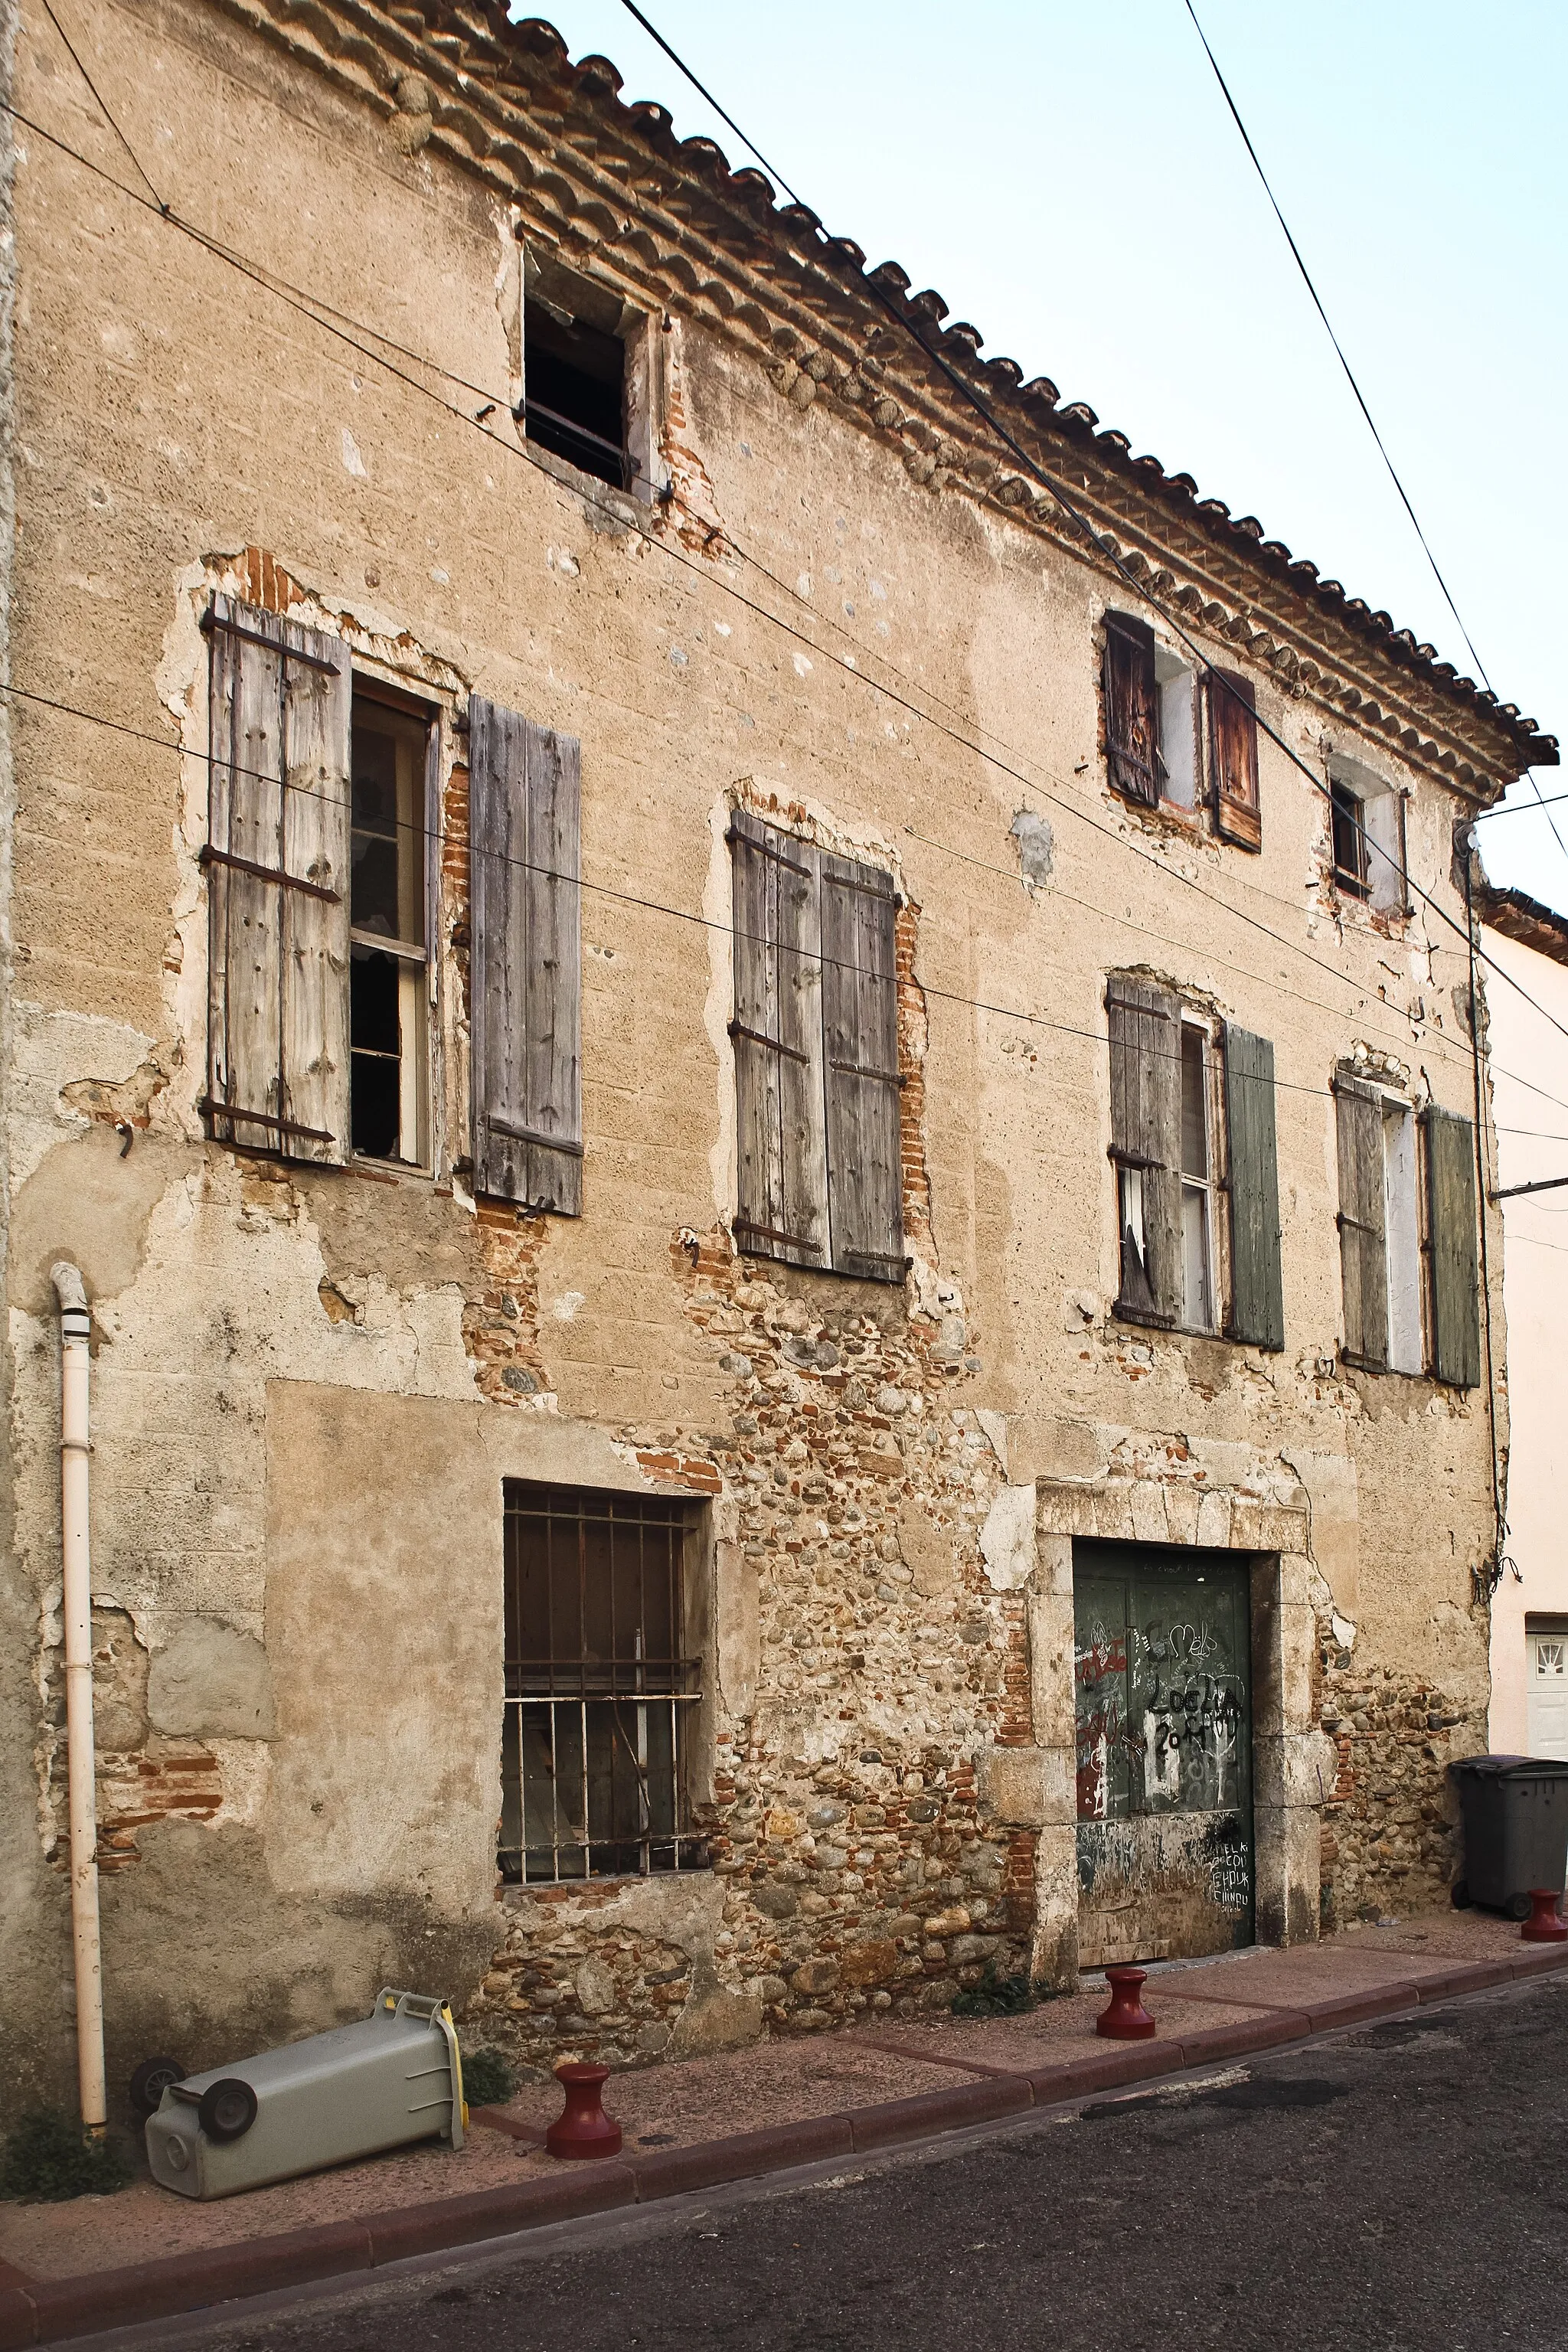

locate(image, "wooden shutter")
(1423, 1105), (1481, 1388)
(469, 697), (583, 1214)
(729, 808), (828, 1269)
(1102, 613), (1161, 808)
(821, 848), (904, 1281)
(1224, 1026), (1284, 1348)
(1107, 975), (1181, 1323)
(204, 594), (351, 1162)
(1210, 668), (1261, 851)
(1334, 1076), (1387, 1368)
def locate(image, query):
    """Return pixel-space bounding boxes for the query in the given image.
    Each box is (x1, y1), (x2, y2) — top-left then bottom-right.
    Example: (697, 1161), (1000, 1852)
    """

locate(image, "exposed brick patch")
(634, 1449), (723, 1494)
(94, 1742), (224, 1870)
(462, 1200), (552, 1406)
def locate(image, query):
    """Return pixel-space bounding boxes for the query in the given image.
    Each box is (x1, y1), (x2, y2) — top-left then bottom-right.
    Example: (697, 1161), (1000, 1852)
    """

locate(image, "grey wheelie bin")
(1449, 1755), (1568, 1919)
(145, 1988), (466, 2200)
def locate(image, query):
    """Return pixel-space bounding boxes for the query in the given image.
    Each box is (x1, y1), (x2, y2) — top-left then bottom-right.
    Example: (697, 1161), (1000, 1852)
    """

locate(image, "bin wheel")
(1449, 1880), (1473, 1911)
(198, 2077), (258, 2144)
(129, 2054), (185, 2122)
(1507, 1892), (1534, 1923)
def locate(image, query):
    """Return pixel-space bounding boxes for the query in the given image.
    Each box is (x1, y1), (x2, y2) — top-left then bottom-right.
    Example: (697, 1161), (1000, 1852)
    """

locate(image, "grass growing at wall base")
(460, 2045), (521, 2107)
(0, 2109), (134, 2201)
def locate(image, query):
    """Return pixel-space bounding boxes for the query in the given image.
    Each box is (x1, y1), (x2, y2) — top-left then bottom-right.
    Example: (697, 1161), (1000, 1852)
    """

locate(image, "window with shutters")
(498, 1483), (707, 1883)
(1209, 668), (1262, 850)
(350, 689), (433, 1165)
(202, 594), (442, 1171)
(1334, 1075), (1478, 1382)
(1102, 617), (1260, 848)
(1328, 756), (1408, 914)
(1107, 975), (1284, 1347)
(729, 808), (906, 1283)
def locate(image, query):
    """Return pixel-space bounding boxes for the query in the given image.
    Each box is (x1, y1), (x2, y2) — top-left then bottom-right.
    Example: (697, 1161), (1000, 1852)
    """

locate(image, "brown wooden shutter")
(1107, 975), (1181, 1324)
(821, 848), (904, 1281)
(729, 808), (828, 1269)
(1103, 613), (1161, 808)
(469, 697), (583, 1214)
(1210, 668), (1261, 851)
(204, 593), (350, 1162)
(1224, 1025), (1284, 1348)
(1423, 1104), (1481, 1388)
(1334, 1076), (1387, 1368)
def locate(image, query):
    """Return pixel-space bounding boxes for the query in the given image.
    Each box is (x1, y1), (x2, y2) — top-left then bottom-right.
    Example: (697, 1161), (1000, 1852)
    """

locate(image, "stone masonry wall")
(1317, 1623), (1481, 1926)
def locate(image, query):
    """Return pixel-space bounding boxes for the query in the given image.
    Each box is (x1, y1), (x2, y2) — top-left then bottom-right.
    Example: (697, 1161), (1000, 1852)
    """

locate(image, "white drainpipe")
(52, 1262), (106, 2133)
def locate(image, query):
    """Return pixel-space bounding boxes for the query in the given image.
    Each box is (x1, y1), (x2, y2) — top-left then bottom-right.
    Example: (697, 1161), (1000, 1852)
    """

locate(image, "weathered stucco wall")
(0, 0), (1514, 2107)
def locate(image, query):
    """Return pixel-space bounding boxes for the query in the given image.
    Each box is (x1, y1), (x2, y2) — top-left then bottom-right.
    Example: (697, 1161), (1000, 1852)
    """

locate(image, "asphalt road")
(141, 1975), (1568, 2352)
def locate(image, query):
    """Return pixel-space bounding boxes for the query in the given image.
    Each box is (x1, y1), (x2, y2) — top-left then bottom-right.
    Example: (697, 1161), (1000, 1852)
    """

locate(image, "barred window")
(498, 1484), (706, 1883)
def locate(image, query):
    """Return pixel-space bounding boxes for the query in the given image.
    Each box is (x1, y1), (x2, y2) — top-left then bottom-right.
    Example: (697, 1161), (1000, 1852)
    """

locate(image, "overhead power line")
(12, 40), (1568, 1063)
(1180, 0), (1568, 879)
(605, 2), (1568, 1052)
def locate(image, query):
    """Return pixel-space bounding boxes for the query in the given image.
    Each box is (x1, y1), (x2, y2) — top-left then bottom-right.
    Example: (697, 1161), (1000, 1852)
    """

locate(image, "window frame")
(518, 244), (665, 505)
(498, 1481), (709, 1886)
(1328, 757), (1410, 916)
(348, 678), (440, 1173)
(1177, 1013), (1227, 1336)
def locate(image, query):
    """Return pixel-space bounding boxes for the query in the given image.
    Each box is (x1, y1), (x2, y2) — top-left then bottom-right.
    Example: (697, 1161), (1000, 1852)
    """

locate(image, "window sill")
(498, 1863), (713, 1903)
(525, 436), (645, 523)
(351, 1152), (433, 1184)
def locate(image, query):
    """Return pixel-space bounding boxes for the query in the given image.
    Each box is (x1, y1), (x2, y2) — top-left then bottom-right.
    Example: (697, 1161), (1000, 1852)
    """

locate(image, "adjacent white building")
(1481, 881), (1568, 1757)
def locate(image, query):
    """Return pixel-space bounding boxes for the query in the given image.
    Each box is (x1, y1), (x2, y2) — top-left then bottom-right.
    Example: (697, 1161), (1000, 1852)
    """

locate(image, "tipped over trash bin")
(1449, 1756), (1568, 1921)
(145, 1988), (466, 2200)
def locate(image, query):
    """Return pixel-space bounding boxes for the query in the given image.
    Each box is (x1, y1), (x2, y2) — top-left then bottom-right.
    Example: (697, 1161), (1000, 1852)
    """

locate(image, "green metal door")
(1073, 1540), (1253, 1968)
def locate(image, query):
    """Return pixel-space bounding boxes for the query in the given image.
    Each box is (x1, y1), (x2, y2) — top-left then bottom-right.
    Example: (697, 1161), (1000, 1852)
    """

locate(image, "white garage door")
(1527, 1628), (1568, 1759)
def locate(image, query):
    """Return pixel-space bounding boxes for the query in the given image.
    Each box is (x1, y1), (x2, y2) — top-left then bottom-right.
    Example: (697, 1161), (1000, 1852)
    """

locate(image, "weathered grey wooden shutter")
(1210, 668), (1262, 851)
(729, 809), (828, 1269)
(1224, 1026), (1284, 1348)
(1423, 1104), (1481, 1388)
(1103, 613), (1161, 808)
(204, 594), (351, 1163)
(1107, 975), (1181, 1323)
(1334, 1076), (1387, 1368)
(469, 697), (583, 1214)
(821, 848), (904, 1281)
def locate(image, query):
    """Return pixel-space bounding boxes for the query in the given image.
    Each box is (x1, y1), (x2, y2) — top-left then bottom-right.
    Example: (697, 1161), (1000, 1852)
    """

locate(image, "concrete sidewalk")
(2, 1908), (1561, 2347)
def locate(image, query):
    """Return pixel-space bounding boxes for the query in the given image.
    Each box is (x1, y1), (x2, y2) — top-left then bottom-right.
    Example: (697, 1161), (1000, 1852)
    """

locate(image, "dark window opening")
(499, 1483), (706, 1883)
(1330, 779), (1370, 896)
(350, 694), (429, 1161)
(524, 298), (628, 489)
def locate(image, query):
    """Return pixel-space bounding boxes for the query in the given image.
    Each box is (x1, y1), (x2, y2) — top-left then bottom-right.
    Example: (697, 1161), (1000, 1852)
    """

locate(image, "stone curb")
(2, 1945), (1563, 2349)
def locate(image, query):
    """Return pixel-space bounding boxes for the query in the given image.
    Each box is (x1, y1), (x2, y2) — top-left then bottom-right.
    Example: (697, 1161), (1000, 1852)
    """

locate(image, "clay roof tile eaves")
(433, 5), (1556, 769)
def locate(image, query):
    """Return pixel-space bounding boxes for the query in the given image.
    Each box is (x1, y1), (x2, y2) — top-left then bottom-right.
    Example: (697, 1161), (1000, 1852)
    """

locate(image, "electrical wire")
(600, 8), (1568, 1072)
(11, 69), (1568, 1062)
(1180, 0), (1568, 887)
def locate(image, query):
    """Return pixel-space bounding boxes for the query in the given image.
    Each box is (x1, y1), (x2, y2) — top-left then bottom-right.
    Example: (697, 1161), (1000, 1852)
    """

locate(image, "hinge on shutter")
(724, 825), (815, 876)
(199, 845), (341, 903)
(732, 1217), (822, 1254)
(828, 1058), (904, 1088)
(200, 606), (341, 674)
(198, 1096), (335, 1145)
(729, 1020), (809, 1066)
(485, 1116), (586, 1159)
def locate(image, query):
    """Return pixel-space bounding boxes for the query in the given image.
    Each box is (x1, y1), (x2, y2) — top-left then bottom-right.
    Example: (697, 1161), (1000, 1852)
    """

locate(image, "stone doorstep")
(2, 1946), (1564, 2352)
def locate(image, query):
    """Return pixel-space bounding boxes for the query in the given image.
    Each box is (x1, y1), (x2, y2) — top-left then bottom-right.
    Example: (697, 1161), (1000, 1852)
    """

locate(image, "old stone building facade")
(0, 0), (1554, 2108)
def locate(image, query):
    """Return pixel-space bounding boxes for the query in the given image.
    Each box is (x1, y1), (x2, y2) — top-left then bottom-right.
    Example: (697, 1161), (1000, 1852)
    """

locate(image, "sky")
(518, 0), (1566, 910)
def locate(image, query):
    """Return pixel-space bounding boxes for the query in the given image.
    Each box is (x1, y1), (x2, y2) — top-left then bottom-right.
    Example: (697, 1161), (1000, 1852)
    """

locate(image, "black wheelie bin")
(1449, 1754), (1568, 1919)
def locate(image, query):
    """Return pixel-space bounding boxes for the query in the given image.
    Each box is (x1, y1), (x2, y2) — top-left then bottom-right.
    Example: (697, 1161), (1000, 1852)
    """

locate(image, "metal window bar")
(499, 1485), (706, 1883)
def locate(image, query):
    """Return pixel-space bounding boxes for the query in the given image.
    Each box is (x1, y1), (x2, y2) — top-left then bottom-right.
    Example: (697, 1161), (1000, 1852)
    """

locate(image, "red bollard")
(1521, 1889), (1568, 1944)
(1096, 1965), (1157, 2040)
(545, 2062), (623, 2159)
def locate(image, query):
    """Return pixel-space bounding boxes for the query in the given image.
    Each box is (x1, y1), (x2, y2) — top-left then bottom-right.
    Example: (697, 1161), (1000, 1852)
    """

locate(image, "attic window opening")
(1330, 778), (1370, 897)
(523, 296), (629, 490)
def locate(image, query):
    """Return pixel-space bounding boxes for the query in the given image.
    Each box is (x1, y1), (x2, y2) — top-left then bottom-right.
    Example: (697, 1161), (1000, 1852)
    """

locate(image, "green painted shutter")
(1224, 1026), (1284, 1349)
(1423, 1105), (1481, 1389)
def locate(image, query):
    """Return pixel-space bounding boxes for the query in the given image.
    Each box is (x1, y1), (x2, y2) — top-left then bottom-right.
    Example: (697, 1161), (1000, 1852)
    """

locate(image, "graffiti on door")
(1074, 1544), (1254, 1967)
